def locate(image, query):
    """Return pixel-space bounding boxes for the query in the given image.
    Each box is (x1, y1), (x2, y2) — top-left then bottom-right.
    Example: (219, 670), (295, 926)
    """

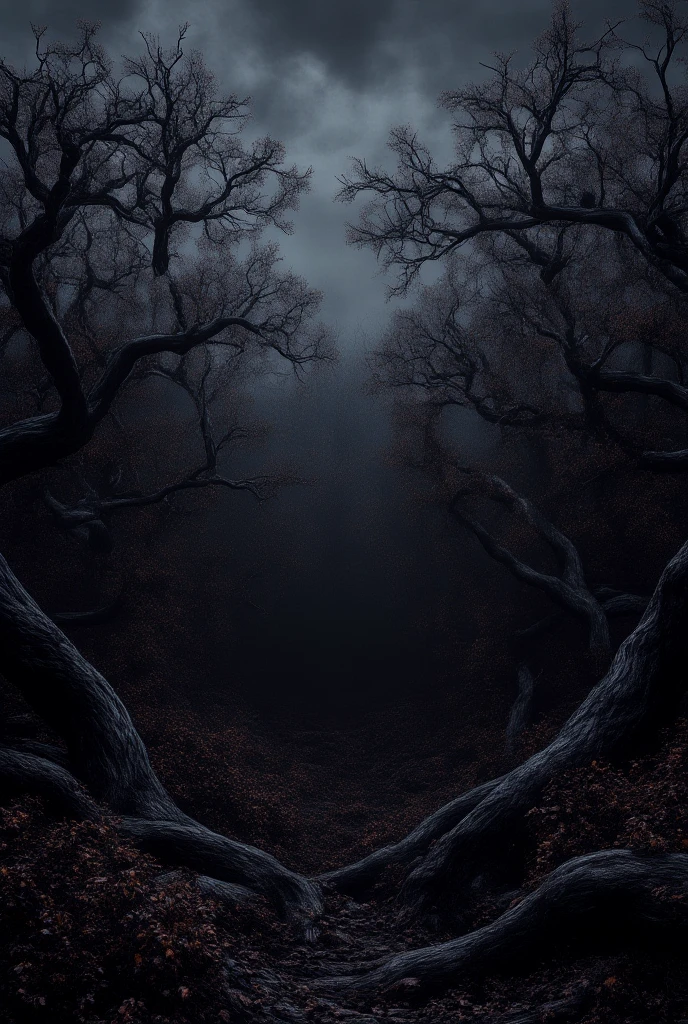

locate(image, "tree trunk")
(318, 776), (505, 895)
(0, 551), (322, 929)
(399, 538), (688, 914)
(319, 850), (688, 993)
(322, 538), (688, 913)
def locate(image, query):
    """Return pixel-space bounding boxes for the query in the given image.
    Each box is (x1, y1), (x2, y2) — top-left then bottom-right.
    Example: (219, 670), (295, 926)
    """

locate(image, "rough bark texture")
(0, 737), (70, 767)
(322, 851), (688, 993)
(318, 776), (505, 895)
(451, 475), (611, 658)
(505, 664), (535, 757)
(121, 818), (319, 929)
(153, 868), (261, 906)
(399, 538), (688, 913)
(0, 551), (178, 818)
(0, 745), (99, 820)
(0, 551), (322, 927)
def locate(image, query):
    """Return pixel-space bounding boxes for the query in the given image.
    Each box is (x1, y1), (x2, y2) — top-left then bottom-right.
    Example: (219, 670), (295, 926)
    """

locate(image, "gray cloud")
(1, 0), (641, 338)
(0, 0), (142, 65)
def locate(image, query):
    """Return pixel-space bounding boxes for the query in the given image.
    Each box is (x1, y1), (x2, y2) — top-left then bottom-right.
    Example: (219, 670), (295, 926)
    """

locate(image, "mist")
(2, 2), (688, 1022)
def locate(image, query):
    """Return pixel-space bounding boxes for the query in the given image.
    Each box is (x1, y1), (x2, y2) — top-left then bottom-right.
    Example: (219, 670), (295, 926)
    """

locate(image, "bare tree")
(338, 2), (688, 294)
(371, 221), (688, 469)
(347, 0), (688, 464)
(319, 0), (688, 989)
(0, 23), (330, 482)
(0, 23), (333, 930)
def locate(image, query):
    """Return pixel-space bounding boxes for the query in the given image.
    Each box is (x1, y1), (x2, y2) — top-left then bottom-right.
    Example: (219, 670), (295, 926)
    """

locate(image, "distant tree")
(372, 235), (688, 459)
(348, 0), (688, 457)
(0, 23), (332, 928)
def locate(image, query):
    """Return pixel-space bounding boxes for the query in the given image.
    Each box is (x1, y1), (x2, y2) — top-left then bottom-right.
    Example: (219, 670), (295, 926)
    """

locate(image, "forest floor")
(1, 680), (688, 1024)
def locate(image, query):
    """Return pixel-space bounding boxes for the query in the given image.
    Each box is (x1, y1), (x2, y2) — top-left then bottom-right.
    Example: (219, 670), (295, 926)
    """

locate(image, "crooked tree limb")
(0, 316), (264, 485)
(588, 367), (688, 411)
(505, 664), (535, 758)
(317, 775), (506, 896)
(45, 475), (274, 529)
(450, 474), (611, 658)
(0, 551), (321, 927)
(515, 588), (648, 644)
(419, 425), (611, 656)
(398, 537), (688, 915)
(0, 745), (99, 820)
(320, 850), (688, 993)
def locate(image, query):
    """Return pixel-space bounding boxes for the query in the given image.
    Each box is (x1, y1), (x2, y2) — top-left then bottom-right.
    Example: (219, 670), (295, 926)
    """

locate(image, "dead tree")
(43, 346), (282, 550)
(0, 24), (330, 929)
(368, 264), (546, 429)
(345, 0), (688, 468)
(321, 850), (688, 993)
(448, 469), (613, 659)
(0, 24), (329, 485)
(338, 4), (688, 295)
(411, 420), (647, 663)
(373, 234), (688, 473)
(321, 7), (688, 960)
(321, 535), (688, 927)
(503, 263), (688, 469)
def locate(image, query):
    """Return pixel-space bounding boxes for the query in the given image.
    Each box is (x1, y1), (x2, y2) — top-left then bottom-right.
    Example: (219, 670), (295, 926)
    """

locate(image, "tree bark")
(122, 818), (318, 934)
(318, 776), (505, 895)
(0, 745), (99, 820)
(320, 850), (688, 993)
(0, 551), (322, 928)
(398, 537), (688, 914)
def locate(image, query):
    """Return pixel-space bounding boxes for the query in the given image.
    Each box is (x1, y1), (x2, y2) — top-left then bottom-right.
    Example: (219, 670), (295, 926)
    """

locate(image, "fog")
(161, 351), (503, 715)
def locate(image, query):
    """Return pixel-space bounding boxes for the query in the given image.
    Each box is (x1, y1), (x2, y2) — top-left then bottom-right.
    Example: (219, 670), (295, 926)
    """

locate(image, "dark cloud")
(0, 0), (143, 63)
(1, 0), (139, 30)
(235, 0), (400, 84)
(0, 0), (645, 336)
(208, 0), (638, 94)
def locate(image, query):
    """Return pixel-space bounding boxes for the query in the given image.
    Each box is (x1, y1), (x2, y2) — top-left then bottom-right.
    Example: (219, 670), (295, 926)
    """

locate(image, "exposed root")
(398, 538), (688, 913)
(0, 552), (322, 929)
(317, 775), (504, 896)
(0, 745), (99, 820)
(121, 817), (321, 928)
(318, 850), (688, 994)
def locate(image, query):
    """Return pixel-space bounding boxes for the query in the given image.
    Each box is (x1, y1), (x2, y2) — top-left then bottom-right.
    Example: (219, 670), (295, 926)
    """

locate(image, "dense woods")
(1, 2), (688, 1022)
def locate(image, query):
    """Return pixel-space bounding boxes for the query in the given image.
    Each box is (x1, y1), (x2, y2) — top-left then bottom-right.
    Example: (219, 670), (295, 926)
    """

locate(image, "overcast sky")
(1, 0), (640, 348)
